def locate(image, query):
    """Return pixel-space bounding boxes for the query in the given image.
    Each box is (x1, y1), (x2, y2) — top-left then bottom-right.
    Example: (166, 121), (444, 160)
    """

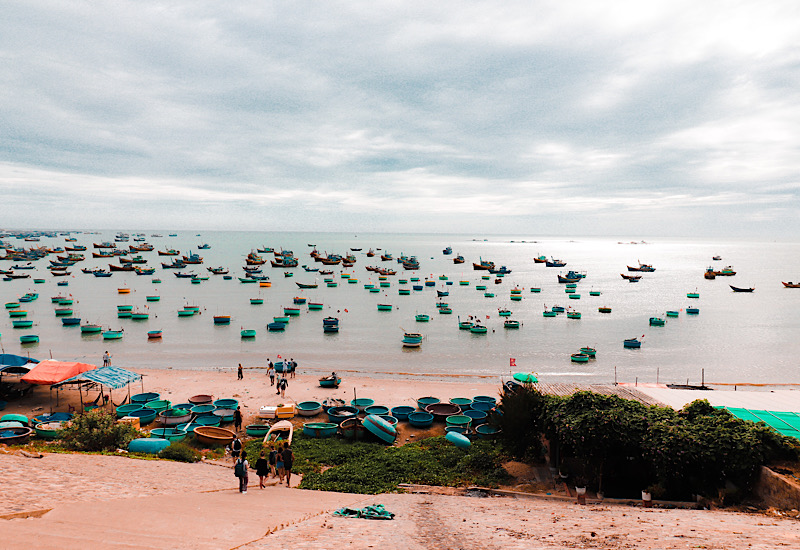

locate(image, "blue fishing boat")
(362, 414), (397, 444)
(302, 422), (338, 438)
(624, 337), (642, 349)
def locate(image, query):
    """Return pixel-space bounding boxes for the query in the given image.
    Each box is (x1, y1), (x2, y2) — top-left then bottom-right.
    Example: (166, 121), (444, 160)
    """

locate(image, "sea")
(2, 231), (799, 387)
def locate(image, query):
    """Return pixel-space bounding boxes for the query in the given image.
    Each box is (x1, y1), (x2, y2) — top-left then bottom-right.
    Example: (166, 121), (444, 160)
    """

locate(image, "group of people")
(233, 442), (295, 493)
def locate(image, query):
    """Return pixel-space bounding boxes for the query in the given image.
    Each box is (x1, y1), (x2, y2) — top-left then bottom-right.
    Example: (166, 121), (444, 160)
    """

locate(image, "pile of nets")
(333, 504), (395, 520)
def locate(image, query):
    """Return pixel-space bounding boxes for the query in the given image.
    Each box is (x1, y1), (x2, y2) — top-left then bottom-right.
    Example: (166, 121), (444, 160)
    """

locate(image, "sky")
(2, 1), (799, 237)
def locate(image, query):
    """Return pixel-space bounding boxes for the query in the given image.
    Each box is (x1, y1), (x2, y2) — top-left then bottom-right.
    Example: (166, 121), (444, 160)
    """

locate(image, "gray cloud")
(1, 0), (799, 235)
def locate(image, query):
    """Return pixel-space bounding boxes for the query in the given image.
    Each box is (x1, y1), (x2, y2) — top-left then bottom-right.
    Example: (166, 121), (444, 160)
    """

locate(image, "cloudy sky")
(2, 1), (799, 236)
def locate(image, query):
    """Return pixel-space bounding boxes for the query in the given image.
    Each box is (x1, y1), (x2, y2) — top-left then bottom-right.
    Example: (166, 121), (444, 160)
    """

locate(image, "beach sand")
(4, 367), (800, 548)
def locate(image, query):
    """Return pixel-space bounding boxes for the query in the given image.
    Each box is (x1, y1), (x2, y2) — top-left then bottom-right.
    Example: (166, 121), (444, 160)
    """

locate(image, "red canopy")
(21, 360), (97, 385)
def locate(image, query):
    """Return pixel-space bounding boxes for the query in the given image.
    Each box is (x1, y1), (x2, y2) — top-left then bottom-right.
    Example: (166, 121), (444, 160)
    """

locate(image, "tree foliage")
(60, 409), (140, 452)
(499, 387), (800, 500)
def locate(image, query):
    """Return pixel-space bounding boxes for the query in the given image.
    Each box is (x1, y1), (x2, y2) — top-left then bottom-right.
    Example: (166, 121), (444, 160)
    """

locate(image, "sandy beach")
(3, 366), (800, 548)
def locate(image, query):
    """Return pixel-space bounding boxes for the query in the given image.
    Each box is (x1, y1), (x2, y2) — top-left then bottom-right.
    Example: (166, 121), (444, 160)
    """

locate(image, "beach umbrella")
(513, 372), (538, 383)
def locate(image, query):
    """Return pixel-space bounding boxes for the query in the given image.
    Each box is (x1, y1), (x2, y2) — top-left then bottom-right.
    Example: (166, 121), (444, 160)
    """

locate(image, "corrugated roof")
(56, 366), (141, 390)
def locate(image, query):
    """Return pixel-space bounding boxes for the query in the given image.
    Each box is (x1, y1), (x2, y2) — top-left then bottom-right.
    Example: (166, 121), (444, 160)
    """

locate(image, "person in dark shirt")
(282, 445), (294, 487)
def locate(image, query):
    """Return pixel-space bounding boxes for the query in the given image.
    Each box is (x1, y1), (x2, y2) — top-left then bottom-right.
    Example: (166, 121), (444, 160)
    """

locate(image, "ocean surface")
(2, 231), (799, 386)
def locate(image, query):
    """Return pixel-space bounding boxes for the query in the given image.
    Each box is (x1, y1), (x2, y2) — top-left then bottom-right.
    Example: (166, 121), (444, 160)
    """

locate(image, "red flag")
(510, 358), (516, 367)
(277, 354), (282, 359)
(486, 315), (490, 319)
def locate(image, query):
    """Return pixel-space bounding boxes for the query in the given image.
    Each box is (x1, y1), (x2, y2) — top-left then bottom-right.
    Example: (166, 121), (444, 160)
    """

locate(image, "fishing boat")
(12, 320), (33, 328)
(504, 319), (520, 329)
(80, 323), (102, 333)
(598, 307), (612, 313)
(620, 273), (642, 281)
(61, 317), (81, 326)
(264, 420), (293, 445)
(439, 307), (452, 314)
(570, 353), (590, 363)
(470, 324), (487, 334)
(322, 317), (339, 333)
(546, 258), (566, 267)
(103, 329), (124, 340)
(782, 282), (800, 288)
(241, 329), (257, 338)
(623, 337), (642, 349)
(213, 315), (231, 324)
(533, 254), (548, 263)
(686, 307), (700, 314)
(666, 310), (679, 317)
(131, 311), (149, 320)
(730, 285), (755, 292)
(566, 311), (581, 319)
(453, 255), (465, 264)
(402, 332), (423, 347)
(649, 317), (665, 326)
(0, 426), (33, 445)
(415, 314), (430, 322)
(267, 322), (285, 331)
(687, 291), (700, 298)
(377, 304), (393, 311)
(303, 422), (338, 438)
(319, 375), (341, 388)
(19, 334), (39, 344)
(362, 414), (397, 444)
(580, 347), (596, 357)
(472, 258), (495, 270)
(147, 330), (163, 339)
(704, 268), (717, 280)
(627, 262), (656, 272)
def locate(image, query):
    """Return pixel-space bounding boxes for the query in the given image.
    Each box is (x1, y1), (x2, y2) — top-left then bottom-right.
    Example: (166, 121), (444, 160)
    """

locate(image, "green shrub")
(60, 409), (140, 452)
(159, 442), (201, 462)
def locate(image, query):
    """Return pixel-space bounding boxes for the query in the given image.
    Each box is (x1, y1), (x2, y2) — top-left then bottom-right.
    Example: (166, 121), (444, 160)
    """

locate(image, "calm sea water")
(2, 231), (799, 385)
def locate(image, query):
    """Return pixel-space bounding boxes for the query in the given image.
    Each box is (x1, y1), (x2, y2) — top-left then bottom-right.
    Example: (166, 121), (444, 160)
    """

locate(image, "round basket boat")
(472, 395), (497, 407)
(194, 414), (221, 427)
(176, 422), (201, 434)
(408, 411), (434, 428)
(470, 401), (495, 412)
(445, 431), (472, 448)
(445, 425), (470, 435)
(339, 417), (368, 439)
(32, 412), (72, 424)
(1, 413), (29, 425)
(350, 398), (375, 411)
(34, 422), (65, 439)
(424, 402), (461, 421)
(212, 408), (235, 423)
(128, 438), (170, 454)
(302, 422), (339, 438)
(245, 424), (271, 437)
(474, 424), (501, 438)
(158, 408), (192, 426)
(364, 405), (390, 416)
(463, 409), (488, 422)
(297, 401), (323, 417)
(390, 406), (415, 421)
(150, 428), (187, 442)
(326, 405), (358, 425)
(416, 396), (440, 410)
(193, 426), (235, 446)
(445, 414), (472, 428)
(362, 414), (397, 444)
(0, 421), (23, 429)
(449, 397), (473, 410)
(172, 403), (194, 412)
(190, 404), (216, 417)
(378, 414), (399, 426)
(188, 394), (213, 405)
(131, 392), (160, 404)
(127, 408), (157, 425)
(116, 403), (144, 418)
(213, 398), (238, 410)
(144, 400), (172, 413)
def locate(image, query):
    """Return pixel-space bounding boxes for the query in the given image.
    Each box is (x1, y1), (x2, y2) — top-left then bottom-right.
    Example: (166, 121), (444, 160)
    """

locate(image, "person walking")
(275, 443), (285, 484)
(231, 436), (242, 462)
(102, 351), (111, 367)
(268, 445), (278, 478)
(289, 358), (297, 379)
(234, 450), (249, 493)
(237, 363), (243, 380)
(267, 362), (275, 386)
(278, 375), (288, 398)
(233, 406), (243, 432)
(282, 444), (294, 487)
(255, 451), (269, 489)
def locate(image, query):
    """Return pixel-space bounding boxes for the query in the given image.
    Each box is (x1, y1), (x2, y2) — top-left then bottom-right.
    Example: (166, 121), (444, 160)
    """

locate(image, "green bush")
(159, 442), (201, 462)
(60, 409), (140, 452)
(498, 386), (800, 501)
(294, 436), (508, 494)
